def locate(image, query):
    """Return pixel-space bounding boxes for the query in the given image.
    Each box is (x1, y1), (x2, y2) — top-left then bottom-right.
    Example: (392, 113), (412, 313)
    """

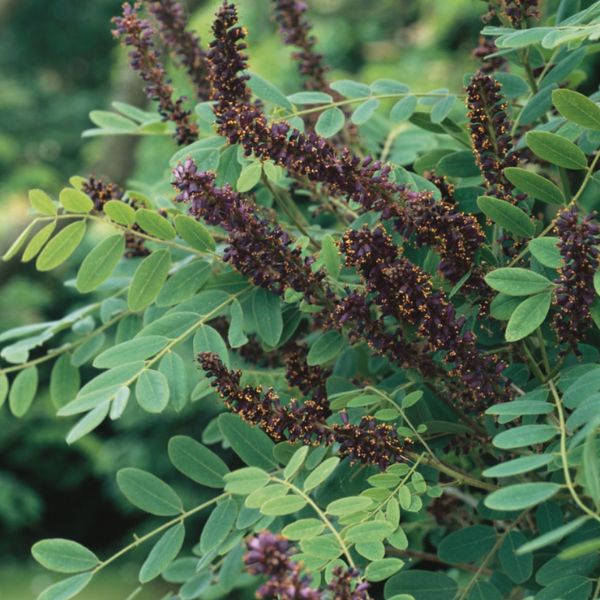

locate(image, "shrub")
(3, 0), (600, 598)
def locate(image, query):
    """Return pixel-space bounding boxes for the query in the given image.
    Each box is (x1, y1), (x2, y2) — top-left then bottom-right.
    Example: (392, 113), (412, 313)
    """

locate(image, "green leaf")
(156, 261), (211, 307)
(228, 298), (248, 348)
(193, 324), (229, 367)
(307, 330), (344, 365)
(477, 196), (534, 238)
(139, 523), (185, 583)
(29, 189), (57, 216)
(135, 209), (176, 240)
(430, 94), (455, 124)
(128, 250), (171, 311)
(484, 268), (553, 296)
(2, 220), (37, 261)
(365, 558), (404, 582)
(499, 531), (532, 584)
(485, 482), (561, 511)
(385, 570), (457, 600)
(50, 355), (80, 410)
(136, 369), (170, 413)
(137, 311), (199, 339)
(326, 496), (373, 516)
(553, 89), (600, 131)
(517, 517), (588, 555)
(287, 91), (333, 104)
(352, 98), (380, 125)
(315, 107), (345, 138)
(330, 79), (370, 98)
(9, 366), (38, 417)
(303, 457), (340, 492)
(504, 167), (565, 206)
(22, 222), (57, 263)
(493, 424), (557, 449)
(159, 352), (189, 412)
(116, 468), (183, 516)
(252, 288), (283, 347)
(174, 215), (215, 251)
(526, 131), (587, 170)
(583, 433), (600, 507)
(247, 72), (292, 109)
(529, 237), (562, 268)
(236, 162), (261, 193)
(301, 535), (342, 560)
(168, 435), (229, 488)
(200, 498), (237, 553)
(104, 200), (135, 226)
(559, 537), (600, 560)
(437, 525), (497, 564)
(390, 95), (417, 122)
(505, 291), (552, 342)
(224, 467), (269, 495)
(260, 495), (307, 516)
(36, 221), (87, 271)
(37, 572), (93, 600)
(534, 575), (592, 600)
(490, 293), (522, 320)
(486, 398), (553, 417)
(282, 518), (324, 540)
(436, 150), (479, 177)
(321, 234), (341, 279)
(284, 446), (309, 480)
(483, 454), (554, 478)
(94, 336), (168, 368)
(75, 234), (125, 293)
(32, 539), (99, 573)
(345, 520), (395, 543)
(218, 413), (277, 469)
(59, 188), (94, 213)
(0, 372), (8, 409)
(89, 110), (137, 131)
(65, 402), (111, 445)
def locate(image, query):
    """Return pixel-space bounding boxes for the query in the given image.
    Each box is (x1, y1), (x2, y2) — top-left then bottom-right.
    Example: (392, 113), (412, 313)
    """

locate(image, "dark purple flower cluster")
(284, 343), (331, 408)
(391, 192), (485, 284)
(553, 203), (600, 354)
(245, 531), (320, 599)
(199, 352), (409, 468)
(82, 175), (150, 258)
(503, 0), (540, 27)
(473, 37), (505, 74)
(172, 160), (325, 299)
(112, 2), (198, 145)
(244, 532), (369, 599)
(340, 226), (508, 410)
(466, 72), (518, 202)
(207, 4), (482, 283)
(272, 0), (328, 92)
(146, 0), (210, 100)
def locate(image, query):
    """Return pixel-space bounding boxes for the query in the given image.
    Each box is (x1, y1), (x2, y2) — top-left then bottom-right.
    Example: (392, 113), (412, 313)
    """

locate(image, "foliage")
(3, 0), (600, 598)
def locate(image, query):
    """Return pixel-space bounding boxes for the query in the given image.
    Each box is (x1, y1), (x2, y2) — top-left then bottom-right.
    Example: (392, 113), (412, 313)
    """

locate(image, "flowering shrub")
(3, 0), (600, 598)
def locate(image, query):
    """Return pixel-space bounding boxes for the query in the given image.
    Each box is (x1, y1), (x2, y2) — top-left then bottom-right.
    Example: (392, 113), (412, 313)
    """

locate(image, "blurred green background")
(0, 0), (498, 597)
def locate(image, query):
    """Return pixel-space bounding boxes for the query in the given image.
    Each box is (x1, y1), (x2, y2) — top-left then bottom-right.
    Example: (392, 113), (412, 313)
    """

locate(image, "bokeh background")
(0, 0), (557, 597)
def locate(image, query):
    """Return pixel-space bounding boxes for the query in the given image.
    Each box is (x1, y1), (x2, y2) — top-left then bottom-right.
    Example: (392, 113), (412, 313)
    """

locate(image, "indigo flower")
(172, 161), (325, 299)
(340, 226), (508, 409)
(272, 0), (328, 92)
(112, 2), (198, 145)
(466, 72), (518, 202)
(207, 4), (482, 282)
(553, 203), (600, 353)
(146, 0), (210, 99)
(325, 566), (370, 600)
(503, 0), (540, 27)
(198, 352), (409, 468)
(284, 343), (331, 408)
(473, 37), (505, 74)
(245, 531), (320, 599)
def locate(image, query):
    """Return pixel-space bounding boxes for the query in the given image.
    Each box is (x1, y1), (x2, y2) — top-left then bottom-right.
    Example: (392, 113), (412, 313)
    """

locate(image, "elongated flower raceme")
(272, 0), (328, 92)
(146, 0), (210, 99)
(198, 352), (409, 468)
(466, 72), (518, 202)
(173, 160), (325, 299)
(244, 532), (369, 599)
(553, 203), (600, 354)
(112, 1), (198, 145)
(208, 3), (483, 283)
(284, 343), (330, 407)
(340, 226), (508, 410)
